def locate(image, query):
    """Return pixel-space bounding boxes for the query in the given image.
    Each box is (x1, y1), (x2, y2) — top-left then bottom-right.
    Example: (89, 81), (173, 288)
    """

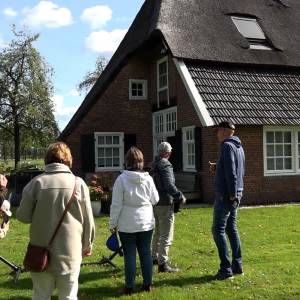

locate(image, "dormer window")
(231, 16), (272, 50)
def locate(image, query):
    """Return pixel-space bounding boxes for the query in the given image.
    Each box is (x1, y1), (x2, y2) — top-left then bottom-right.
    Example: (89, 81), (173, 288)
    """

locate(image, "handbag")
(23, 178), (77, 272)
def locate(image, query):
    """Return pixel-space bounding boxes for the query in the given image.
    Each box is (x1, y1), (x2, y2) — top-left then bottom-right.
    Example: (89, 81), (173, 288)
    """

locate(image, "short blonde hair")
(44, 142), (73, 168)
(125, 146), (144, 171)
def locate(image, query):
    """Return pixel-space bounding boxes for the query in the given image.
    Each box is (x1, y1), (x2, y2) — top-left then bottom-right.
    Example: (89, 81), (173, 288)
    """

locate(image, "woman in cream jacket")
(17, 142), (95, 300)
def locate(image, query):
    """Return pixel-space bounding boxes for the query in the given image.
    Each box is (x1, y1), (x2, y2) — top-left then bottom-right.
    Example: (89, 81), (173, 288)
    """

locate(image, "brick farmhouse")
(60, 0), (300, 204)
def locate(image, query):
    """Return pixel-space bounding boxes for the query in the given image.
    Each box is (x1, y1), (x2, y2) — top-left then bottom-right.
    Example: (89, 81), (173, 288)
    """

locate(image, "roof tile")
(187, 62), (300, 125)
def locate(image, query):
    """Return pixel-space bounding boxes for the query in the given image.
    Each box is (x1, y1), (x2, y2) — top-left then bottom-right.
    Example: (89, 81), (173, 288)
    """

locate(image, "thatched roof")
(60, 0), (300, 138)
(160, 0), (300, 66)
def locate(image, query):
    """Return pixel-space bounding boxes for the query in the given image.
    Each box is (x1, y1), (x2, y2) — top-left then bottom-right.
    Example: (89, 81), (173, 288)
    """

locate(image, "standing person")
(151, 142), (186, 273)
(212, 121), (245, 280)
(0, 174), (11, 239)
(17, 142), (95, 300)
(109, 146), (159, 295)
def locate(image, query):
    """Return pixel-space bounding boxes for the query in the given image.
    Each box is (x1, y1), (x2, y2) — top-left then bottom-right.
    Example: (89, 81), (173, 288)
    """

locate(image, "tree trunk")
(2, 143), (6, 160)
(14, 122), (20, 168)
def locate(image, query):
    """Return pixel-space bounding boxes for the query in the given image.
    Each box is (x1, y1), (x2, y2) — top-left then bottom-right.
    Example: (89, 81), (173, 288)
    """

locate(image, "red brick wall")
(199, 126), (263, 204)
(65, 54), (154, 175)
(199, 125), (300, 204)
(170, 60), (300, 205)
(65, 48), (300, 205)
(172, 60), (202, 128)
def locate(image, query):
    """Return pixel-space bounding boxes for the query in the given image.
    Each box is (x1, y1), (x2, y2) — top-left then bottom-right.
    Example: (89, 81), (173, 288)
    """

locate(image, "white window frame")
(182, 126), (196, 172)
(94, 132), (124, 171)
(263, 126), (300, 176)
(129, 79), (148, 100)
(157, 57), (169, 108)
(231, 16), (272, 50)
(152, 107), (177, 156)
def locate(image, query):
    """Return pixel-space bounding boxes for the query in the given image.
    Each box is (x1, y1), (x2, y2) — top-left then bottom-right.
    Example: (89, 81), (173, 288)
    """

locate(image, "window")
(153, 107), (177, 155)
(231, 16), (272, 50)
(95, 132), (124, 171)
(165, 110), (177, 133)
(182, 126), (196, 171)
(264, 127), (300, 176)
(157, 57), (169, 108)
(129, 79), (147, 100)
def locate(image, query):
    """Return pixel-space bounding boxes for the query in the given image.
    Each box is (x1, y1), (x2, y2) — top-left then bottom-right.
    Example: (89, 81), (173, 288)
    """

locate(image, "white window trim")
(182, 126), (196, 172)
(129, 79), (148, 100)
(173, 58), (214, 126)
(249, 44), (272, 50)
(94, 132), (124, 171)
(152, 107), (177, 157)
(157, 56), (169, 108)
(263, 126), (300, 176)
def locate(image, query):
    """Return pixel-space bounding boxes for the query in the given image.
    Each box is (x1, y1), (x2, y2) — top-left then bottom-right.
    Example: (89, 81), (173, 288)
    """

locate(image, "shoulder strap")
(48, 177), (77, 246)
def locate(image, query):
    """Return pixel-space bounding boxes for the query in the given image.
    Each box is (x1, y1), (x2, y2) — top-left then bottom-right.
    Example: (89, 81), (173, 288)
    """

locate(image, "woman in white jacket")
(109, 146), (159, 295)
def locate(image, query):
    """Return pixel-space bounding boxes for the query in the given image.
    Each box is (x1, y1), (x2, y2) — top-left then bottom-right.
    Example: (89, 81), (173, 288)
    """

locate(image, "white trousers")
(152, 205), (175, 265)
(31, 269), (80, 300)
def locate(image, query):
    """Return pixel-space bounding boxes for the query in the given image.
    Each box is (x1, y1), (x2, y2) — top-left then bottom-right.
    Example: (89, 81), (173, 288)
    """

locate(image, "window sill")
(264, 172), (300, 177)
(95, 167), (123, 172)
(129, 97), (148, 100)
(182, 168), (197, 173)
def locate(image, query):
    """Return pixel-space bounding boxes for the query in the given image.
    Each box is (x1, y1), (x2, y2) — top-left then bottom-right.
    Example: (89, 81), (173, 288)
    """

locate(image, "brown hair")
(44, 142), (73, 168)
(125, 146), (144, 171)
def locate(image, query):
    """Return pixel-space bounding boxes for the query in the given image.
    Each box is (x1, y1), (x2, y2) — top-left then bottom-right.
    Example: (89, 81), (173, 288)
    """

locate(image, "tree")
(0, 27), (59, 167)
(78, 56), (108, 93)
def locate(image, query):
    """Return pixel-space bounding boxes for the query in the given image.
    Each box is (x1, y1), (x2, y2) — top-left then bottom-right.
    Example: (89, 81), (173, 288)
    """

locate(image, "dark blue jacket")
(151, 156), (182, 206)
(214, 136), (245, 198)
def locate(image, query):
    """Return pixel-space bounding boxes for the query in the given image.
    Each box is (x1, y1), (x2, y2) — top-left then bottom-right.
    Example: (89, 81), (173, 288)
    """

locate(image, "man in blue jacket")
(151, 142), (186, 273)
(212, 121), (245, 280)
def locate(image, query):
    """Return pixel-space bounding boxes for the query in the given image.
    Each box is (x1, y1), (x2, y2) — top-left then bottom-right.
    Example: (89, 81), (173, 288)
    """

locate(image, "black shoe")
(152, 258), (158, 265)
(158, 263), (179, 273)
(213, 271), (234, 281)
(232, 268), (244, 276)
(122, 287), (133, 295)
(141, 284), (153, 292)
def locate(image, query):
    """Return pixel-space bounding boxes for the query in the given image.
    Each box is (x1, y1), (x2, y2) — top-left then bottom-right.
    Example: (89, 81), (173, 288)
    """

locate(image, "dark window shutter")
(81, 134), (95, 172)
(195, 127), (202, 171)
(167, 130), (182, 172)
(124, 134), (137, 154)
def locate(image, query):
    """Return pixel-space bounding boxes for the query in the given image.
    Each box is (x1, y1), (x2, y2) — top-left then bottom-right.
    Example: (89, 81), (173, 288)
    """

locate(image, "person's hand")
(1, 221), (9, 232)
(0, 174), (8, 188)
(209, 161), (216, 175)
(181, 195), (187, 205)
(82, 248), (92, 257)
(110, 227), (118, 234)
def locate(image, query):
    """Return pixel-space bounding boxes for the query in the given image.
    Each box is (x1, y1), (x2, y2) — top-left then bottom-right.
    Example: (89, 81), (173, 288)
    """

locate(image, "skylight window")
(231, 16), (272, 50)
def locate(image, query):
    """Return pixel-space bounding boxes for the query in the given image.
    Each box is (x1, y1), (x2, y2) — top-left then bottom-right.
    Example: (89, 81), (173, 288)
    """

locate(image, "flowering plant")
(88, 179), (104, 201)
(88, 173), (114, 201)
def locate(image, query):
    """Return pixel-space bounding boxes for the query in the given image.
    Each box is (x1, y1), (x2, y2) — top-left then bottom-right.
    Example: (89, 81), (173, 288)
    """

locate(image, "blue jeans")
(212, 192), (242, 275)
(119, 230), (153, 288)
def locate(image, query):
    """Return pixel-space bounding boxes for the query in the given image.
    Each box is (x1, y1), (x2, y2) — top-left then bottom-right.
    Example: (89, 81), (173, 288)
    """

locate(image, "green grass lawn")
(1, 205), (300, 300)
(0, 159), (44, 174)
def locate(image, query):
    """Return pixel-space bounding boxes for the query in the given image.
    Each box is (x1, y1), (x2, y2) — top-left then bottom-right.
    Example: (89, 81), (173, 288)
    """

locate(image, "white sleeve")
(109, 176), (124, 230)
(149, 177), (159, 205)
